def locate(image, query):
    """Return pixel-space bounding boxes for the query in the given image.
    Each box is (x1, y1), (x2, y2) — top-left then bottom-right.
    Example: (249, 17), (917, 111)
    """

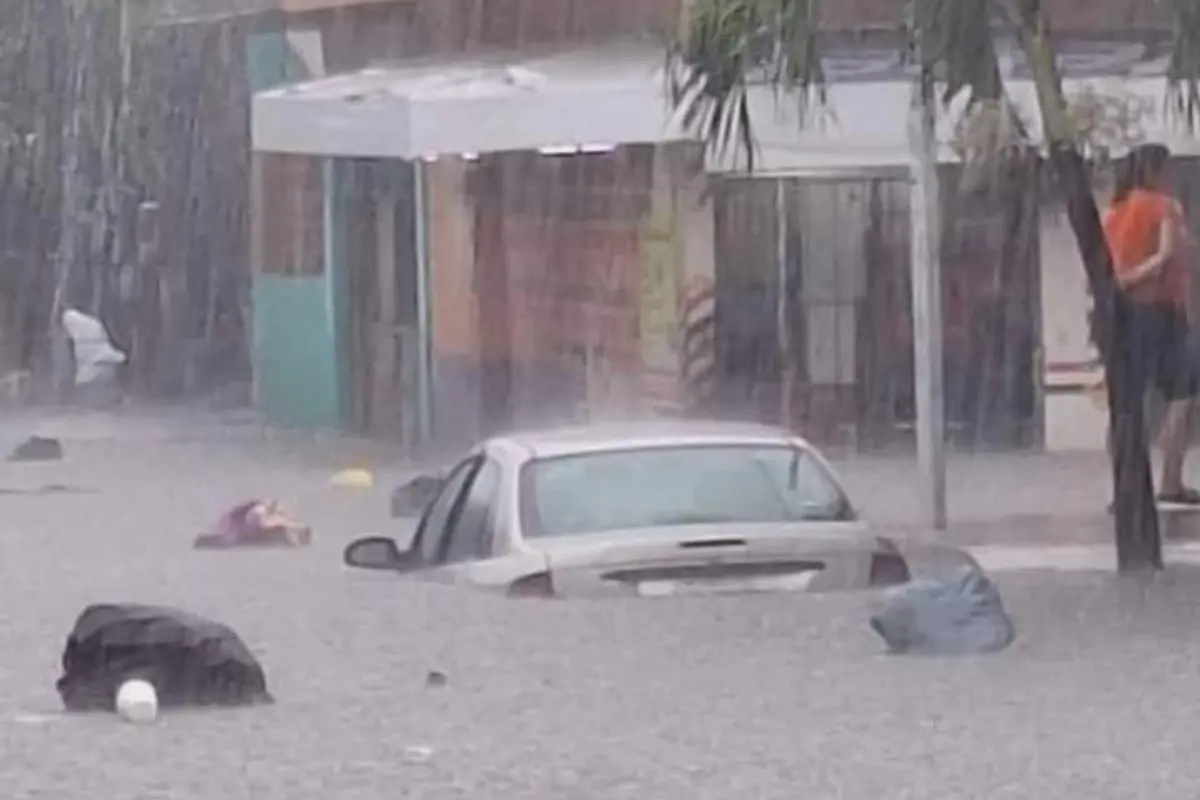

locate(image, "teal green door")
(247, 32), (349, 430)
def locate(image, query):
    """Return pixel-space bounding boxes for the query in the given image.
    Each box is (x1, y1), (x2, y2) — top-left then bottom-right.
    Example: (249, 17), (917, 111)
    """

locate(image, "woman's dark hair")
(1112, 143), (1171, 203)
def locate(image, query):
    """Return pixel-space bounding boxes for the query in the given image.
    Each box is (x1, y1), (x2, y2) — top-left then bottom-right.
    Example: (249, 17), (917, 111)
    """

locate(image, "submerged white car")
(344, 421), (912, 598)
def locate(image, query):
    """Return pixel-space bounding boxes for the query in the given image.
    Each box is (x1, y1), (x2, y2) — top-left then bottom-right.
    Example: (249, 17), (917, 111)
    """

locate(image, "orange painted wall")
(424, 146), (708, 426)
(425, 161), (479, 356)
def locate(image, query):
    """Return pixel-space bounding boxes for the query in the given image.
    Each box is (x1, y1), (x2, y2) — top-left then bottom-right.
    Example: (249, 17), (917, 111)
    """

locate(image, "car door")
(408, 455), (483, 569)
(438, 458), (502, 567)
(422, 453), (547, 591)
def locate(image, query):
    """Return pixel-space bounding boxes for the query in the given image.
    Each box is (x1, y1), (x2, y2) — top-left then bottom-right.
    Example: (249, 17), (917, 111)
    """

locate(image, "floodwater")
(0, 410), (1196, 799)
(5, 0), (1199, 795)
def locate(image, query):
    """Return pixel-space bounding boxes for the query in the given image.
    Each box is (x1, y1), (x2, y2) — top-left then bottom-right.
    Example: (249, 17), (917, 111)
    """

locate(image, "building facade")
(246, 0), (684, 441)
(242, 0), (1184, 453)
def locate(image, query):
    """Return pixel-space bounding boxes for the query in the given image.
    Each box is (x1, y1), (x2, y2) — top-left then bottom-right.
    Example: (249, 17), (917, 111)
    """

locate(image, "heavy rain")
(1, 0), (1200, 796)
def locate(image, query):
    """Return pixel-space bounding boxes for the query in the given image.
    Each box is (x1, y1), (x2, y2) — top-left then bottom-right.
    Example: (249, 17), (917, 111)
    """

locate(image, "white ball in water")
(115, 679), (158, 723)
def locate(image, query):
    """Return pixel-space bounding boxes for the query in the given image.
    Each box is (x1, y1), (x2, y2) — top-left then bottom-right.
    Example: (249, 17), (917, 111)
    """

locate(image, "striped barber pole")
(678, 278), (716, 412)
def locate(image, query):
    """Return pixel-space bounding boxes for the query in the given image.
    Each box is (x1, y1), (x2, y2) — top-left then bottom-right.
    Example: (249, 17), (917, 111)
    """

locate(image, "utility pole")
(133, 200), (161, 394)
(51, 0), (91, 402)
(775, 178), (793, 429)
(98, 0), (134, 317)
(907, 46), (947, 530)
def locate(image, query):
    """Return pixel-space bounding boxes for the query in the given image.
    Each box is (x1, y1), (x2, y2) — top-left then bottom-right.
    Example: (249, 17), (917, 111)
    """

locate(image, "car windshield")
(521, 443), (849, 538)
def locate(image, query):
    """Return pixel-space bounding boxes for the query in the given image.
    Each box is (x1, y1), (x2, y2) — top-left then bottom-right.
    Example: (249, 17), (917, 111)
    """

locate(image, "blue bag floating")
(870, 565), (1015, 655)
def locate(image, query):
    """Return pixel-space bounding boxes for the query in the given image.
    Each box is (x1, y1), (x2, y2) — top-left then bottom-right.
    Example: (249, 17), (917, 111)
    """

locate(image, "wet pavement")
(829, 448), (1200, 547)
(830, 450), (1110, 528)
(1, 409), (1199, 798)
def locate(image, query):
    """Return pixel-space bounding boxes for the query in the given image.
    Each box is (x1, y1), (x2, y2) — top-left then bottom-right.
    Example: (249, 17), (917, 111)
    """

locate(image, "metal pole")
(907, 57), (947, 529)
(413, 159), (434, 444)
(775, 179), (793, 429)
(52, 0), (92, 402)
(133, 200), (160, 394)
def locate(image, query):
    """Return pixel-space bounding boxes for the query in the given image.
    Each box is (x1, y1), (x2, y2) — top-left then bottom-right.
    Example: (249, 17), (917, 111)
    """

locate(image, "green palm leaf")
(668, 0), (1019, 172)
(668, 0), (825, 171)
(907, 0), (1004, 105)
(1165, 0), (1200, 126)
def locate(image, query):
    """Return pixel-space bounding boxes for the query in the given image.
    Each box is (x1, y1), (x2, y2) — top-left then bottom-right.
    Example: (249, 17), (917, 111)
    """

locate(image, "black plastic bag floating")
(869, 566), (1016, 655)
(56, 604), (274, 712)
(9, 436), (63, 462)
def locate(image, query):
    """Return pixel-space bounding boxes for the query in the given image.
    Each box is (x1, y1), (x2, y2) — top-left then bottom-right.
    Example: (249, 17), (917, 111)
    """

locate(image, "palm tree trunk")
(1014, 0), (1161, 572)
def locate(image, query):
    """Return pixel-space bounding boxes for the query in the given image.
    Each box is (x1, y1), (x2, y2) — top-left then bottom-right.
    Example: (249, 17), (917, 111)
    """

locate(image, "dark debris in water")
(8, 436), (64, 462)
(0, 484), (95, 496)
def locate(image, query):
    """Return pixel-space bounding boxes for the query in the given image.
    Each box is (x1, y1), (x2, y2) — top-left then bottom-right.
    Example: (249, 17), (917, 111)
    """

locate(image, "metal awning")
(149, 0), (393, 24)
(252, 46), (689, 159)
(252, 38), (1194, 169)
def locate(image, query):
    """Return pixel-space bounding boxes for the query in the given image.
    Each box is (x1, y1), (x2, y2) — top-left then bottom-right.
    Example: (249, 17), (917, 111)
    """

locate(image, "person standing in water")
(1102, 143), (1200, 505)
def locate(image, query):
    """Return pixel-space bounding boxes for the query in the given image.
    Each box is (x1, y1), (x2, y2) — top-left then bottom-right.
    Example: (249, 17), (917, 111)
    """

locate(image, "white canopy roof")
(253, 40), (1198, 172)
(252, 46), (690, 159)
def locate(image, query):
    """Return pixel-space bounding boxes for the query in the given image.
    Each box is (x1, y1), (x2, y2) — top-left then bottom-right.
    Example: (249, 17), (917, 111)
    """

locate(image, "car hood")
(527, 521), (895, 597)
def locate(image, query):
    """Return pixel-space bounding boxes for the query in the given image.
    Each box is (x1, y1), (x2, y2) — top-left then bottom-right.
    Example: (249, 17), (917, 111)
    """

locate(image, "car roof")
(488, 419), (813, 460)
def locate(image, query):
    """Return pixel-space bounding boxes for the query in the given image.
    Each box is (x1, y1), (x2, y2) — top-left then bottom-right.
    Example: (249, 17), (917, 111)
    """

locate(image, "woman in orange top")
(1102, 143), (1199, 504)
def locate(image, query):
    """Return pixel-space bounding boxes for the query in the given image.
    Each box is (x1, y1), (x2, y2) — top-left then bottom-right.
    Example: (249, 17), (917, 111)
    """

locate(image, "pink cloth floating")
(194, 499), (312, 549)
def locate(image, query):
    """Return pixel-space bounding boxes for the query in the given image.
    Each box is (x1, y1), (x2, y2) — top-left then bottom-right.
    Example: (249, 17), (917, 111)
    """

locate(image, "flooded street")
(0, 410), (1192, 798)
(1, 0), (1197, 794)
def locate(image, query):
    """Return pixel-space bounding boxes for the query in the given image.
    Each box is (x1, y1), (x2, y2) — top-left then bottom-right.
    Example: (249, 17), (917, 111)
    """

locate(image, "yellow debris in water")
(330, 468), (374, 489)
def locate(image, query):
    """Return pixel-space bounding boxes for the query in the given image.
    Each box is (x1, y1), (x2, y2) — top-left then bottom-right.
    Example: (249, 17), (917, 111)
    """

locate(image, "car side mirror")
(343, 536), (417, 571)
(390, 474), (445, 518)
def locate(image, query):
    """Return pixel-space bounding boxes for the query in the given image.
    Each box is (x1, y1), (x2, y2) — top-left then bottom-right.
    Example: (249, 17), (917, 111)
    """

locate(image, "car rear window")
(520, 444), (850, 538)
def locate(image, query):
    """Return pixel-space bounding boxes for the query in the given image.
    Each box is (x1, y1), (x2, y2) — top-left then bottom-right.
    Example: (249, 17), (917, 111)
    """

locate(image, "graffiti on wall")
(637, 212), (684, 412)
(638, 213), (677, 371)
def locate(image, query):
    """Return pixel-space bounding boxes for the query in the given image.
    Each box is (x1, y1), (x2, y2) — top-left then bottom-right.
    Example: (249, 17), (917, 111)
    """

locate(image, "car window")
(440, 459), (501, 564)
(415, 457), (480, 564)
(520, 444), (848, 538)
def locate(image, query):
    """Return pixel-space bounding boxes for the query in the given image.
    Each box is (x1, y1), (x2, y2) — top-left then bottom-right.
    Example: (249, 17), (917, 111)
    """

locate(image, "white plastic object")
(115, 679), (159, 723)
(61, 308), (126, 385)
(402, 745), (434, 763)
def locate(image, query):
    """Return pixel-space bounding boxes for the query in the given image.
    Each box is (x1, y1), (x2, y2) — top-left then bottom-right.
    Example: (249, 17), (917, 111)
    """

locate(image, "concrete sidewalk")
(829, 450), (1110, 528)
(828, 448), (1200, 550)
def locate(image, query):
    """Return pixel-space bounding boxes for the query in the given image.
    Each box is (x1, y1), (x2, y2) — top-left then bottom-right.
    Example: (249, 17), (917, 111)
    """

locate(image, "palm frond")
(667, 0), (825, 172)
(907, 0), (1005, 105)
(667, 0), (1023, 173)
(914, 0), (1032, 182)
(1165, 0), (1200, 127)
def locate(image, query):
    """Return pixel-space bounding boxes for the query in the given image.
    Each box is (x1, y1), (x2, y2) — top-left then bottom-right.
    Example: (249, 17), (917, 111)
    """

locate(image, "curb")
(970, 541), (1200, 572)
